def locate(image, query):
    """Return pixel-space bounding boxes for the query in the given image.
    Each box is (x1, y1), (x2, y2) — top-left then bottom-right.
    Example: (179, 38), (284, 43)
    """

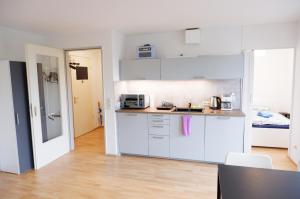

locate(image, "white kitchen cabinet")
(170, 115), (205, 161)
(161, 54), (244, 80)
(120, 59), (161, 80)
(205, 116), (244, 163)
(117, 113), (148, 155)
(149, 135), (170, 158)
(148, 114), (170, 158)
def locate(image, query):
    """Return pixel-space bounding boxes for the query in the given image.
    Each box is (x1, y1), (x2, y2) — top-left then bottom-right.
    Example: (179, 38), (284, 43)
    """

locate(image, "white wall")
(290, 22), (300, 166)
(124, 23), (298, 59)
(242, 23), (298, 50)
(252, 49), (294, 113)
(0, 27), (47, 61)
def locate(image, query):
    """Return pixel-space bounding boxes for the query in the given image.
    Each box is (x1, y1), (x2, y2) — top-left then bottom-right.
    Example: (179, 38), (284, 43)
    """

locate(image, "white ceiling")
(0, 0), (300, 36)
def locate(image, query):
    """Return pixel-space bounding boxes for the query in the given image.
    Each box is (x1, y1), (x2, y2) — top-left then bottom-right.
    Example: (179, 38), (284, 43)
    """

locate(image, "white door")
(69, 55), (94, 137)
(26, 44), (70, 169)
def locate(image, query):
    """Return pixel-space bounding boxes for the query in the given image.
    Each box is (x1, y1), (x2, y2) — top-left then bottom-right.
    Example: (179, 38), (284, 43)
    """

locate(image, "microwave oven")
(120, 94), (150, 109)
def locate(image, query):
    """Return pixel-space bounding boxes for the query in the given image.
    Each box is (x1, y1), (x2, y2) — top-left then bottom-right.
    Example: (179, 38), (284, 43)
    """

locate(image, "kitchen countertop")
(116, 107), (245, 117)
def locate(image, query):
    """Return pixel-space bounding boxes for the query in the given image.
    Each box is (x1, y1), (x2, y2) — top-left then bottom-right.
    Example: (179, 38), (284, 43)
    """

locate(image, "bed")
(251, 109), (290, 148)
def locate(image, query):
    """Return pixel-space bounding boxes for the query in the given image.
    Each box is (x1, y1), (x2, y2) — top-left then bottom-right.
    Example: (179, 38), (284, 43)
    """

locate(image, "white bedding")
(252, 111), (290, 126)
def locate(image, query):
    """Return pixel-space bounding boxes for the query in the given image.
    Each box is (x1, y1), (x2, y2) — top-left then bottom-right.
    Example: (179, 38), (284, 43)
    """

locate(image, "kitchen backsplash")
(114, 80), (242, 109)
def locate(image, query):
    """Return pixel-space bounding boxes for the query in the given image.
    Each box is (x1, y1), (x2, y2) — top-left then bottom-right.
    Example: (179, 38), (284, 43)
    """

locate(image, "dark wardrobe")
(0, 61), (34, 174)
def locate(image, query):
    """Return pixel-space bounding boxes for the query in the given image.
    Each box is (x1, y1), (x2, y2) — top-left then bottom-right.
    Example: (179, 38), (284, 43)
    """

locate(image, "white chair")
(225, 152), (273, 169)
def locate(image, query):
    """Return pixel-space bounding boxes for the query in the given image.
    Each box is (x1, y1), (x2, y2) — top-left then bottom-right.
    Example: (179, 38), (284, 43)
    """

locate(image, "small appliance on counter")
(221, 94), (233, 111)
(210, 96), (221, 110)
(156, 101), (174, 110)
(120, 94), (150, 109)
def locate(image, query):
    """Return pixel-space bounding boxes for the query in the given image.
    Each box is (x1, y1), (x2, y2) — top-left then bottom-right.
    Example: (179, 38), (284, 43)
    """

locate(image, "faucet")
(188, 102), (192, 109)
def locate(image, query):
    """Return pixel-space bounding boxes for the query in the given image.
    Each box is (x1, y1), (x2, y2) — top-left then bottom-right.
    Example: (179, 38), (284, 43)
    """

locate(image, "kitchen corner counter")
(115, 107), (245, 117)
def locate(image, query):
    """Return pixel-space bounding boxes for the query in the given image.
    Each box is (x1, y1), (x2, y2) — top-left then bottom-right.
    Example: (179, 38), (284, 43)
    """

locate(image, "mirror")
(36, 55), (62, 143)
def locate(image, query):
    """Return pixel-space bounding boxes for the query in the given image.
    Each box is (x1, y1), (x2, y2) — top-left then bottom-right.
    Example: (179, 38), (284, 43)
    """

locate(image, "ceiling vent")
(185, 28), (200, 45)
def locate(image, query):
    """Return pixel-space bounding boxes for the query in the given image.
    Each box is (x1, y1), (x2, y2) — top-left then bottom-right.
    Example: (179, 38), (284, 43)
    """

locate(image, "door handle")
(15, 113), (20, 125)
(74, 97), (79, 104)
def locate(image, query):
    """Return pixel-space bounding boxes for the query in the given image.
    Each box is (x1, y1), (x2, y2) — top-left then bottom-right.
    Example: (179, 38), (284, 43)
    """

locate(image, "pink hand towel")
(182, 115), (191, 136)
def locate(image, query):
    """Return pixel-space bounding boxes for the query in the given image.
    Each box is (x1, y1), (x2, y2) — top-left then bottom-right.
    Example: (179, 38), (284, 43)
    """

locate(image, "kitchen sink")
(172, 107), (203, 113)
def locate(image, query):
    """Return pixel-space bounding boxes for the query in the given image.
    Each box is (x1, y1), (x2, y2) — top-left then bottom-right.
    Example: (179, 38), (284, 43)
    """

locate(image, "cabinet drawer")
(149, 118), (170, 125)
(148, 114), (170, 121)
(149, 135), (170, 158)
(149, 124), (170, 135)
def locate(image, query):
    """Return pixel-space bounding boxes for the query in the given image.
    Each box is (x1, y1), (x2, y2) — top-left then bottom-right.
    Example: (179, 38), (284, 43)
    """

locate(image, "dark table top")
(218, 164), (300, 199)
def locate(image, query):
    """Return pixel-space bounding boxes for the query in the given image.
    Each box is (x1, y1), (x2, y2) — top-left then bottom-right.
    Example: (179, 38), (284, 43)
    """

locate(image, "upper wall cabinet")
(120, 59), (161, 80)
(161, 54), (244, 80)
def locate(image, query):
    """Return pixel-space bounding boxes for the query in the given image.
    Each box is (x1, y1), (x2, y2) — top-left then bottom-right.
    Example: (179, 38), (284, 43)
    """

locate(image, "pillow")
(252, 105), (270, 111)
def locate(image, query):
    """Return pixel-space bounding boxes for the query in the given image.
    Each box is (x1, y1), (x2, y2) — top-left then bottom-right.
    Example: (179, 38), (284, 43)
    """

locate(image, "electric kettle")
(210, 96), (221, 110)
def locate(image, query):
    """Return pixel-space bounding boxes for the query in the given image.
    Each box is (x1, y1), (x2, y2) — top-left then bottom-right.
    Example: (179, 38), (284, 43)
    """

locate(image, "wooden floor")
(0, 128), (296, 199)
(252, 146), (297, 171)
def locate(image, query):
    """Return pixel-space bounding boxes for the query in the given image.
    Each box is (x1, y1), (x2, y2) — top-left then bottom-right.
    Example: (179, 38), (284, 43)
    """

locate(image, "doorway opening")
(250, 48), (296, 170)
(66, 49), (105, 153)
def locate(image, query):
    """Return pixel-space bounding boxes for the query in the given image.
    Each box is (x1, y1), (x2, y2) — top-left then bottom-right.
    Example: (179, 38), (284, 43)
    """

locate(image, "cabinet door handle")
(152, 136), (164, 139)
(16, 113), (20, 125)
(152, 125), (164, 128)
(126, 113), (138, 116)
(216, 116), (231, 120)
(135, 77), (146, 80)
(193, 76), (205, 79)
(151, 114), (164, 117)
(152, 120), (164, 123)
(30, 103), (33, 117)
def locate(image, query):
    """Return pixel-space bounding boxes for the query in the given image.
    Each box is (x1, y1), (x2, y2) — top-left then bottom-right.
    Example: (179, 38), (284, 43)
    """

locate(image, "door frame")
(243, 48), (296, 164)
(64, 47), (105, 151)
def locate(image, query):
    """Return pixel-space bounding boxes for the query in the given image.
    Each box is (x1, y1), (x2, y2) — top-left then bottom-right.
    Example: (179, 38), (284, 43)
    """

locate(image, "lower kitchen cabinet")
(117, 112), (245, 163)
(117, 113), (148, 155)
(170, 115), (205, 161)
(205, 116), (244, 163)
(149, 135), (170, 158)
(148, 114), (170, 158)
